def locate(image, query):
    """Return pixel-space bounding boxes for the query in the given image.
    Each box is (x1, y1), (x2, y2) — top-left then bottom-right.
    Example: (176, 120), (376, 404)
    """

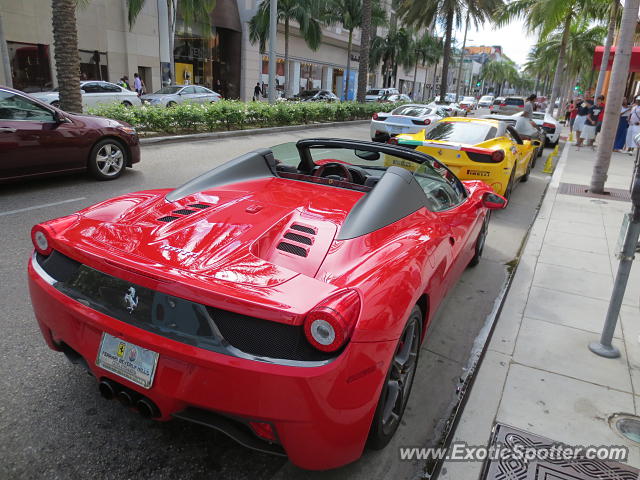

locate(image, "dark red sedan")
(0, 86), (140, 182)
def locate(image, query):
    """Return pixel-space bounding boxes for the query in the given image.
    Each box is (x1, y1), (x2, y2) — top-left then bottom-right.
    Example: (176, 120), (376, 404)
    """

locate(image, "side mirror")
(53, 110), (67, 123)
(482, 192), (508, 209)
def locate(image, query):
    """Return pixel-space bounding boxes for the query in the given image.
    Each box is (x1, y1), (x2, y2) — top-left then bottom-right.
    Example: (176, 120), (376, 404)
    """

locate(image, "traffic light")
(476, 81), (481, 87)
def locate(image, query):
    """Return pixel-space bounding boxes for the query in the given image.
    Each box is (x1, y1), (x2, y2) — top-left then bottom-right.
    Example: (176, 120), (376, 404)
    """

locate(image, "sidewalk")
(440, 134), (640, 478)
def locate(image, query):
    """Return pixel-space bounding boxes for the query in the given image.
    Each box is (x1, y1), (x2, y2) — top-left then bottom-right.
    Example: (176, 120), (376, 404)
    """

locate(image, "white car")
(478, 95), (494, 108)
(529, 111), (560, 146)
(459, 96), (478, 111)
(141, 85), (222, 107)
(426, 101), (467, 117)
(365, 88), (400, 102)
(370, 103), (447, 141)
(30, 81), (141, 111)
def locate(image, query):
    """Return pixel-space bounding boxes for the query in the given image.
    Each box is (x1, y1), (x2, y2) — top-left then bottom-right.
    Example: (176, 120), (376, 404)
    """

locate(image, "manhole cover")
(611, 413), (640, 444)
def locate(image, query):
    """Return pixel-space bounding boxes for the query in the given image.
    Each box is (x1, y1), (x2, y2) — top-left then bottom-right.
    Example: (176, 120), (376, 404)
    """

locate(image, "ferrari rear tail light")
(491, 149), (505, 162)
(499, 103), (506, 107)
(463, 147), (505, 163)
(304, 290), (361, 352)
(387, 137), (399, 145)
(249, 421), (278, 443)
(373, 113), (387, 121)
(411, 118), (431, 126)
(31, 226), (52, 256)
(372, 113), (379, 120)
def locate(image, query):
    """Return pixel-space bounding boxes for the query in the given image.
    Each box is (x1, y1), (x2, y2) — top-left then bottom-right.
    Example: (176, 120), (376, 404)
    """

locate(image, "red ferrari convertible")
(28, 138), (506, 470)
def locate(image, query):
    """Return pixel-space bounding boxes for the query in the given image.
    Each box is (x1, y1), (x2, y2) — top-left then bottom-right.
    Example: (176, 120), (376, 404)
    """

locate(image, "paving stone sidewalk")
(440, 134), (640, 479)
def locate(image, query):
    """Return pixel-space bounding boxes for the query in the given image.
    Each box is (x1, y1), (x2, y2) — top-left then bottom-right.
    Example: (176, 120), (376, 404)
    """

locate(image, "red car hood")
(59, 178), (365, 288)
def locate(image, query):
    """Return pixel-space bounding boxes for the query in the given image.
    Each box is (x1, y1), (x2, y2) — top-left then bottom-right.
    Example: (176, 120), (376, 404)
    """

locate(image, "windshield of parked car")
(154, 86), (182, 94)
(299, 90), (320, 98)
(426, 121), (497, 144)
(504, 97), (524, 106)
(480, 96), (493, 102)
(463, 97), (475, 102)
(367, 89), (381, 96)
(532, 112), (546, 120)
(391, 105), (432, 116)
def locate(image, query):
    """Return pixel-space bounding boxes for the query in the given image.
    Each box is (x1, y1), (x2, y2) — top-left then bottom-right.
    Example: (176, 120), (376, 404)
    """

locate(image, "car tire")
(167, 101), (177, 108)
(468, 212), (490, 267)
(367, 306), (422, 450)
(521, 159), (532, 182)
(88, 138), (127, 181)
(504, 167), (516, 200)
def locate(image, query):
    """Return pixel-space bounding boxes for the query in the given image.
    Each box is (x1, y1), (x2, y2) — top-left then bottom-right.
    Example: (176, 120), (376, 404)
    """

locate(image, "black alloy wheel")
(368, 306), (422, 449)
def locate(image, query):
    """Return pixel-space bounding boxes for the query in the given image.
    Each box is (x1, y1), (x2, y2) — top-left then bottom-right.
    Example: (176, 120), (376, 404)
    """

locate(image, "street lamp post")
(454, 10), (470, 102)
(267, 0), (278, 104)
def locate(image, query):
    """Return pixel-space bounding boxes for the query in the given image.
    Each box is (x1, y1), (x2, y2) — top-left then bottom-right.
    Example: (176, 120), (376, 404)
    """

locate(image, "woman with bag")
(613, 98), (631, 152)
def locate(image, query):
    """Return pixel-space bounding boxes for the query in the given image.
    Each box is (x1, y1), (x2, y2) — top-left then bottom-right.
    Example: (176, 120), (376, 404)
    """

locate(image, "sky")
(455, 18), (537, 68)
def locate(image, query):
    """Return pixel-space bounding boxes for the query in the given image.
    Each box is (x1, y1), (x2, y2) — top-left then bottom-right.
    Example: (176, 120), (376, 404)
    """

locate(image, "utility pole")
(0, 13), (12, 87)
(268, 0), (278, 103)
(454, 10), (470, 103)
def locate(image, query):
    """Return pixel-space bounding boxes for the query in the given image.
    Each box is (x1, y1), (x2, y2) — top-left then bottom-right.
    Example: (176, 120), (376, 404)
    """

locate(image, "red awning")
(593, 46), (640, 72)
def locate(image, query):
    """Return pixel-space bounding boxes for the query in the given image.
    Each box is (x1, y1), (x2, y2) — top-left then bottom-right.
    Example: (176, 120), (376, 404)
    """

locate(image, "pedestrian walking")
(573, 99), (589, 145)
(594, 95), (605, 138)
(625, 96), (640, 154)
(563, 99), (572, 124)
(253, 82), (261, 101)
(523, 94), (536, 118)
(133, 73), (143, 96)
(118, 76), (130, 90)
(579, 99), (598, 149)
(613, 98), (631, 152)
(569, 99), (579, 133)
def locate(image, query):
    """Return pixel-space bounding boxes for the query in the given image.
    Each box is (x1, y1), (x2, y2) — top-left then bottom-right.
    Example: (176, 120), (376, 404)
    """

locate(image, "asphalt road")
(0, 112), (551, 479)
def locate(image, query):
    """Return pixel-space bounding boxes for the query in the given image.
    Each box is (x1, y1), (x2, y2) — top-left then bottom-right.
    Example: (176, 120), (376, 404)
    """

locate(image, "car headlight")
(117, 125), (137, 135)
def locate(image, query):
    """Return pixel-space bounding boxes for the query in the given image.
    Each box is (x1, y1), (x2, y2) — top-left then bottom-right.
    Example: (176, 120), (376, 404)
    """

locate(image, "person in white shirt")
(625, 96), (640, 154)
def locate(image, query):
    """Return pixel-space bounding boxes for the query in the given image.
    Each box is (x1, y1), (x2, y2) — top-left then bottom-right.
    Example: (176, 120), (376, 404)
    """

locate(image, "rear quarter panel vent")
(158, 216), (179, 222)
(290, 224), (316, 235)
(277, 242), (308, 257)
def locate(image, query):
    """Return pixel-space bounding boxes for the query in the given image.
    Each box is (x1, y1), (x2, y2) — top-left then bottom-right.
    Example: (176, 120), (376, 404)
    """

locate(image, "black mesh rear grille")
(277, 242), (307, 257)
(173, 209), (196, 215)
(283, 232), (312, 245)
(36, 251), (81, 282)
(208, 308), (334, 361)
(290, 224), (315, 235)
(158, 215), (179, 222)
(188, 204), (210, 209)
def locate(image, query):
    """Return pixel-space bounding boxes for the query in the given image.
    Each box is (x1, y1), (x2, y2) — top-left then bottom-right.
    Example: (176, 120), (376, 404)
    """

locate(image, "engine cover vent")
(157, 216), (179, 222)
(188, 203), (211, 209)
(173, 209), (196, 215)
(283, 232), (312, 245)
(277, 242), (308, 257)
(290, 224), (316, 235)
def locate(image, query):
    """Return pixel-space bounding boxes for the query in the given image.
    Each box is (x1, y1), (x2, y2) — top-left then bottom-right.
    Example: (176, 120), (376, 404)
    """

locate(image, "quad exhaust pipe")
(98, 378), (160, 418)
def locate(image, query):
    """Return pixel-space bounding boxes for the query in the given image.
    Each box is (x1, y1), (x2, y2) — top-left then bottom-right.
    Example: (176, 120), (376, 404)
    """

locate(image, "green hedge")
(87, 100), (404, 134)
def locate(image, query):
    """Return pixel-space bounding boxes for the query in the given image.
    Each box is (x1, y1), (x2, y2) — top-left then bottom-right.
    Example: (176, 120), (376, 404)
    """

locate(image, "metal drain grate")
(558, 182), (631, 202)
(481, 424), (638, 480)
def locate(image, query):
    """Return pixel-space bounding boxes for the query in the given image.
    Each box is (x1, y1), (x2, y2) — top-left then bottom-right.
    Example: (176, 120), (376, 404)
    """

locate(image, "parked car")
(489, 97), (504, 113)
(370, 103), (448, 141)
(28, 137), (506, 471)
(427, 101), (467, 117)
(395, 117), (540, 198)
(478, 95), (495, 108)
(529, 111), (560, 146)
(30, 81), (142, 111)
(377, 93), (412, 103)
(459, 96), (478, 111)
(294, 89), (340, 102)
(365, 87), (399, 102)
(141, 85), (222, 107)
(0, 86), (140, 181)
(484, 113), (546, 163)
(496, 96), (526, 115)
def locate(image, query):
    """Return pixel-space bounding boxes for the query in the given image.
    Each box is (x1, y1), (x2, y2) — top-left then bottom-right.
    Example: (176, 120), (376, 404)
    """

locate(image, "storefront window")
(79, 50), (108, 82)
(7, 42), (52, 92)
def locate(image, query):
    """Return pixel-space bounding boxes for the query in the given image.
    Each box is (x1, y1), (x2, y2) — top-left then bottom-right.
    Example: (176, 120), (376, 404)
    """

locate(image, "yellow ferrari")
(391, 117), (540, 198)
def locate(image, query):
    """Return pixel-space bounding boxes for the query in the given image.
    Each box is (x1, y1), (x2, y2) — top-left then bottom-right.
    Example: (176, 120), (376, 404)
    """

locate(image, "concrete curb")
(139, 120), (370, 147)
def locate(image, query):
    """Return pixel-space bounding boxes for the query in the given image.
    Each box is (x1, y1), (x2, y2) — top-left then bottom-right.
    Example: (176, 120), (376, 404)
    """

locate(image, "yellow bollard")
(569, 131), (574, 142)
(553, 145), (559, 156)
(543, 152), (555, 174)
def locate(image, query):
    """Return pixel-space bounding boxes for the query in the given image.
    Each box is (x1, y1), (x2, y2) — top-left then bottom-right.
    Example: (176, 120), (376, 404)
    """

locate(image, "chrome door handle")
(0, 127), (17, 133)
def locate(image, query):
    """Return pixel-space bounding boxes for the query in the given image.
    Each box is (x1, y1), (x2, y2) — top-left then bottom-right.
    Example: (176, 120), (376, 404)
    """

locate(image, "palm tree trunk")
(546, 14), (571, 116)
(595, 1), (618, 99)
(454, 10), (470, 102)
(356, 0), (372, 102)
(0, 13), (12, 87)
(439, 9), (454, 102)
(51, 0), (82, 112)
(169, 0), (177, 82)
(284, 18), (290, 98)
(345, 29), (353, 100)
(590, 0), (640, 193)
(429, 62), (438, 101)
(412, 57), (419, 98)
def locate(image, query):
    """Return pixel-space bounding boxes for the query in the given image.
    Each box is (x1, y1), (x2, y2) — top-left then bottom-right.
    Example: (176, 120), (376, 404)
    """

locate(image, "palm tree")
(398, 0), (503, 102)
(325, 0), (386, 100)
(356, 0), (372, 102)
(494, 0), (603, 115)
(51, 0), (82, 112)
(590, 0), (640, 193)
(480, 59), (516, 96)
(410, 32), (441, 101)
(249, 0), (322, 98)
(370, 27), (413, 88)
(127, 1), (217, 84)
(0, 13), (11, 87)
(594, 0), (620, 98)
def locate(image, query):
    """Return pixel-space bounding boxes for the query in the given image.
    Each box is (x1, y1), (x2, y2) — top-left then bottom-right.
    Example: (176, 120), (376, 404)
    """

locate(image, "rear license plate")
(96, 333), (159, 389)
(389, 126), (407, 134)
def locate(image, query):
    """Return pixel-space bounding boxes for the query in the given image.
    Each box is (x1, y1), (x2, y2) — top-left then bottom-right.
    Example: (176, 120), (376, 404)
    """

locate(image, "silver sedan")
(370, 104), (448, 142)
(141, 85), (222, 107)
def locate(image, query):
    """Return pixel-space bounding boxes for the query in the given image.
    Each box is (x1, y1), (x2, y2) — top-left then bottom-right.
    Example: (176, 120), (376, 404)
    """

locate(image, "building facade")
(0, 0), (433, 101)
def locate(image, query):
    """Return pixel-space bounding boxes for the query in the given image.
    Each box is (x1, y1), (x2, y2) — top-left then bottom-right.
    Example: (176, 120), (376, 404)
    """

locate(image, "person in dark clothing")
(253, 82), (261, 101)
(613, 98), (631, 152)
(578, 99), (597, 148)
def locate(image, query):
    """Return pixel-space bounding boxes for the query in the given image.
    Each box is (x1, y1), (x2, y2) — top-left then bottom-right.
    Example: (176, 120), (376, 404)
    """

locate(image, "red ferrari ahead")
(28, 139), (506, 470)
